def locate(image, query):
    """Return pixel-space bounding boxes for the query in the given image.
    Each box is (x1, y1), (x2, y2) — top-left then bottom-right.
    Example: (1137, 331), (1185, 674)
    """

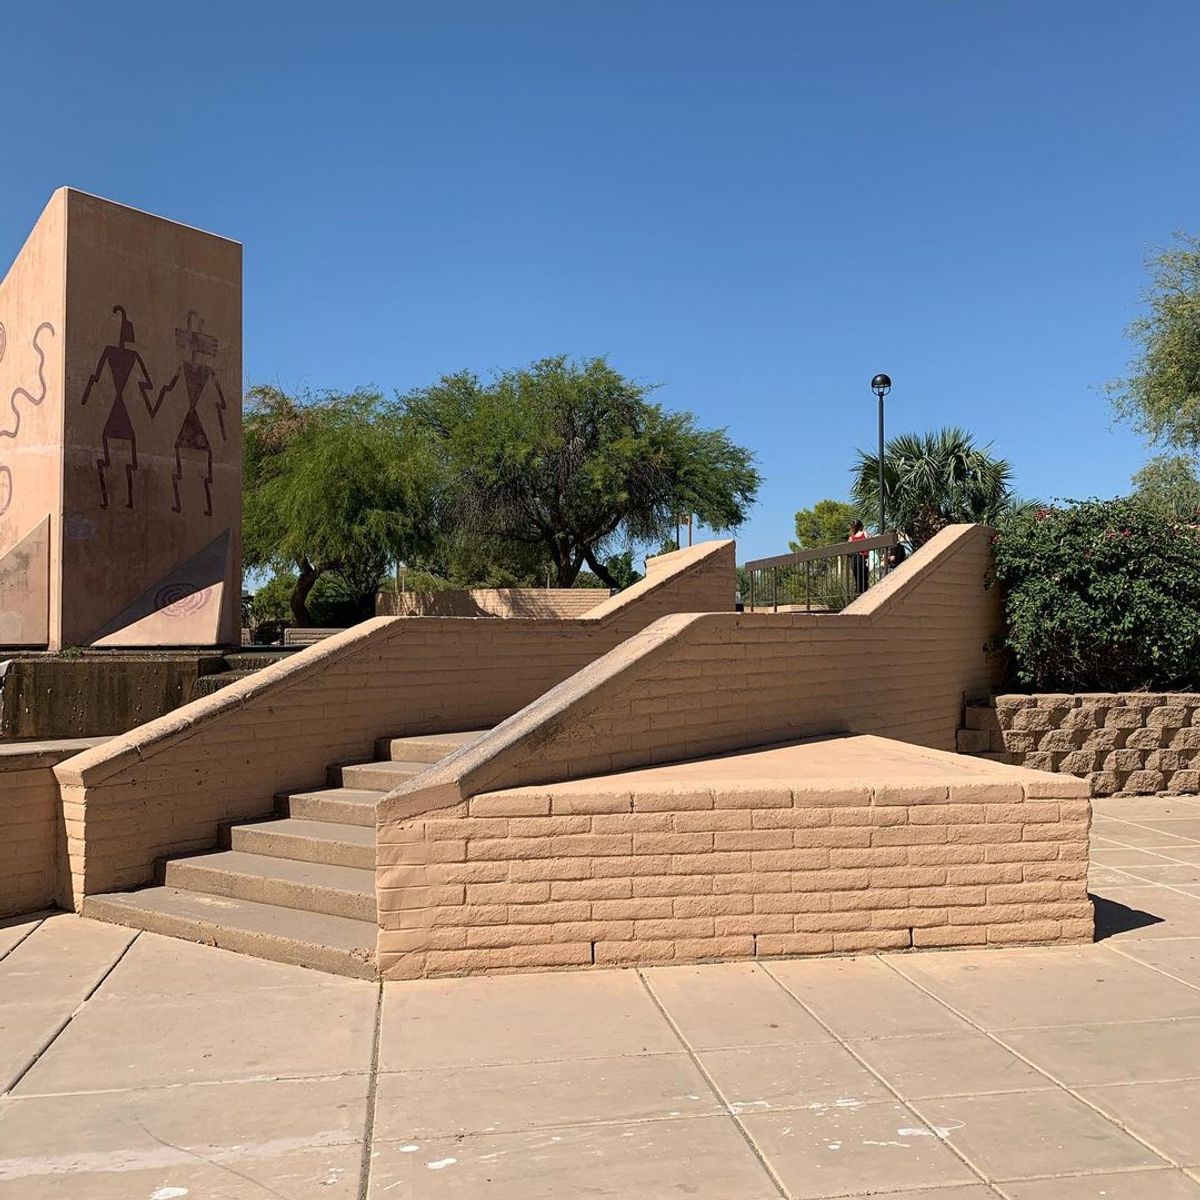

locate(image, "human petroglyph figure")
(80, 306), (155, 510)
(152, 311), (227, 517)
(0, 319), (56, 517)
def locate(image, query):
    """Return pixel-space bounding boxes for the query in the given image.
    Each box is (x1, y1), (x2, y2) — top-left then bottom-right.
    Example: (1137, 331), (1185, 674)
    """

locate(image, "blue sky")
(3, 1), (1196, 563)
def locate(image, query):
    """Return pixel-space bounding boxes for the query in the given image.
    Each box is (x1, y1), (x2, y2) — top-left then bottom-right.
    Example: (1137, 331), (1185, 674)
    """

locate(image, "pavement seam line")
(0, 913), (47, 964)
(635, 968), (790, 1200)
(878, 953), (1187, 1179)
(356, 980), (384, 1200)
(2, 928), (141, 1098)
(758, 960), (1003, 1197)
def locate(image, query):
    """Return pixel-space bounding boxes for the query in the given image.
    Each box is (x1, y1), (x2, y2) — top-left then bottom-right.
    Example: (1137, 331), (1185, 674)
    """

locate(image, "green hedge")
(993, 497), (1200, 692)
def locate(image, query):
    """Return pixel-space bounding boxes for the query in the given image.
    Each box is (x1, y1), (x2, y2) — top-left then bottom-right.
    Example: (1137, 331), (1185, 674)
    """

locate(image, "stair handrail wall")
(375, 524), (1005, 976)
(52, 540), (736, 907)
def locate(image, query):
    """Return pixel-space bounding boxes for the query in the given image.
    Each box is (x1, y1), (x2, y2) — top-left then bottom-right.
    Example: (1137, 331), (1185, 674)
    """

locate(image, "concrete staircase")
(189, 649), (298, 700)
(83, 728), (486, 978)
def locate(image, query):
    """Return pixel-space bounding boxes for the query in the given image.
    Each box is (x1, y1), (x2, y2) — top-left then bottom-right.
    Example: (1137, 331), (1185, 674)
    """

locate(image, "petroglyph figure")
(152, 311), (227, 517)
(0, 319), (57, 516)
(80, 306), (155, 509)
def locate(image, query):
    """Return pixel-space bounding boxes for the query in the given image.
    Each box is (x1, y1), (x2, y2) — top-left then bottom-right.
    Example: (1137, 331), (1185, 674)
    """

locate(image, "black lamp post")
(871, 373), (891, 540)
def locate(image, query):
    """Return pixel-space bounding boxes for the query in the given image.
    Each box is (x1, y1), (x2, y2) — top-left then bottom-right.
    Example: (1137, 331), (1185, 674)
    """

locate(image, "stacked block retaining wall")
(52, 541), (734, 907)
(377, 588), (605, 620)
(960, 694), (1200, 796)
(382, 752), (1091, 979)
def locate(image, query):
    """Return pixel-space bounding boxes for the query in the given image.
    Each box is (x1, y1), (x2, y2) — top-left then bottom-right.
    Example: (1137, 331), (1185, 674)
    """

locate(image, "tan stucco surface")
(0, 189), (242, 650)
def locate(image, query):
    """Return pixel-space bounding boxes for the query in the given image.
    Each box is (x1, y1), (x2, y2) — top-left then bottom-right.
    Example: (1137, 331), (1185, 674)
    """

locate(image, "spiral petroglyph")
(153, 583), (212, 616)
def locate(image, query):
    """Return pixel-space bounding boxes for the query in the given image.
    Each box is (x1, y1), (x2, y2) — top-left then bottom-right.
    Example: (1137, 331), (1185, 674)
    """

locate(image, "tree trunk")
(291, 560), (321, 626)
(582, 546), (620, 589)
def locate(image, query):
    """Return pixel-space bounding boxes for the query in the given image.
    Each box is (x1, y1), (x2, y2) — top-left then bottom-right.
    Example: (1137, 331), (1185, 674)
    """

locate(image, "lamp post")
(870, 374), (891, 540)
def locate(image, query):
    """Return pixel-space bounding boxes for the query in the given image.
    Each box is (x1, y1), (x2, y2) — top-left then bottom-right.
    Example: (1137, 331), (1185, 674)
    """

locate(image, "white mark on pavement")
(426, 1158), (458, 1171)
(398, 1145), (420, 1153)
(150, 1190), (189, 1200)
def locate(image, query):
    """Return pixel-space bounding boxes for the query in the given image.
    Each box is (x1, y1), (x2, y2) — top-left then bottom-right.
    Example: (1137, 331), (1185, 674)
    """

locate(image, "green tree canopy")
(243, 385), (435, 624)
(1131, 454), (1200, 520)
(401, 355), (760, 586)
(1107, 233), (1200, 449)
(789, 498), (862, 551)
(851, 427), (1016, 547)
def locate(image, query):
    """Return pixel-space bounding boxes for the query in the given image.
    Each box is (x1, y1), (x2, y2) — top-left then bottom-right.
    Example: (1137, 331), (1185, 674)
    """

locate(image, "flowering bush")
(992, 497), (1200, 691)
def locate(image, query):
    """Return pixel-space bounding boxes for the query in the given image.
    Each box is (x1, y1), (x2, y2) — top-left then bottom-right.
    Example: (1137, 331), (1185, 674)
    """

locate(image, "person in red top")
(848, 519), (869, 594)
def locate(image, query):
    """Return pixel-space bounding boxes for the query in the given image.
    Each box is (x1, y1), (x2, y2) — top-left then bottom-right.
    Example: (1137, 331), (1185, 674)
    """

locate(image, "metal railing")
(743, 532), (899, 614)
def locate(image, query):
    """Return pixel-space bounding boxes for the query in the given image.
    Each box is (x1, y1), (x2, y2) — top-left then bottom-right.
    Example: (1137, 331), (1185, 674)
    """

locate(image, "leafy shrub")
(993, 497), (1200, 691)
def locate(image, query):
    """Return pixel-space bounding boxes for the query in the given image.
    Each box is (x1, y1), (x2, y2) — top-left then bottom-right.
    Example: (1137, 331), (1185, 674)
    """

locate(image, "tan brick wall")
(378, 524), (1009, 974)
(962, 693), (1200, 796)
(377, 589), (605, 619)
(380, 772), (1091, 979)
(0, 741), (105, 916)
(53, 540), (735, 905)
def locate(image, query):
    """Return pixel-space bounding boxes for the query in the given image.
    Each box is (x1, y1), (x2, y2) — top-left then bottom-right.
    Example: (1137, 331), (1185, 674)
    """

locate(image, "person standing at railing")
(848, 520), (870, 594)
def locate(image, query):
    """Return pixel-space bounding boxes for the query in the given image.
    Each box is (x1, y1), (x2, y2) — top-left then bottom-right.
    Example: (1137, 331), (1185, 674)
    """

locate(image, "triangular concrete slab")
(0, 515), (49, 645)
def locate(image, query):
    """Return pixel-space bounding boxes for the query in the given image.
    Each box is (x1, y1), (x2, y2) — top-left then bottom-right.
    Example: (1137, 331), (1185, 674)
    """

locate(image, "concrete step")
(333, 760), (430, 790)
(223, 650), (297, 671)
(376, 730), (488, 763)
(228, 817), (374, 869)
(277, 786), (382, 827)
(82, 887), (376, 979)
(161, 850), (376, 921)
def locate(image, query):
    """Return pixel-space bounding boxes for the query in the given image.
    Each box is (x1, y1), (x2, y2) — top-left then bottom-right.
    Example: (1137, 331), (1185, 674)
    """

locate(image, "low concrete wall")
(378, 524), (1007, 974)
(0, 654), (228, 740)
(0, 739), (108, 916)
(54, 541), (735, 905)
(960, 694), (1200, 796)
(377, 589), (605, 619)
(381, 738), (1091, 979)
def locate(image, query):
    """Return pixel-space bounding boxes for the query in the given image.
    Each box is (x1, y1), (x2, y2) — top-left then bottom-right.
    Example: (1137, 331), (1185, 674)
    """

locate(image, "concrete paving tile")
(642, 961), (834, 1049)
(0, 914), (134, 1007)
(1093, 800), (1200, 822)
(1124, 819), (1200, 840)
(0, 914), (43, 961)
(848, 1032), (1052, 1099)
(0, 1074), (367, 1197)
(1110, 938), (1200, 989)
(1092, 847), (1184, 867)
(892, 947), (1200, 1030)
(1097, 823), (1200, 848)
(1081, 1079), (1200, 1166)
(697, 1041), (893, 1114)
(1004, 1018), (1200, 1086)
(1093, 886), (1200, 940)
(380, 969), (678, 1070)
(1090, 866), (1146, 886)
(853, 1189), (999, 1200)
(766, 958), (970, 1039)
(1117, 864), (1200, 885)
(917, 1091), (1164, 1181)
(374, 1052), (720, 1139)
(368, 1115), (777, 1199)
(740, 1100), (978, 1198)
(0, 1004), (70, 1093)
(1155, 848), (1200, 864)
(1001, 1170), (1200, 1198)
(14, 980), (376, 1093)
(97, 928), (377, 998)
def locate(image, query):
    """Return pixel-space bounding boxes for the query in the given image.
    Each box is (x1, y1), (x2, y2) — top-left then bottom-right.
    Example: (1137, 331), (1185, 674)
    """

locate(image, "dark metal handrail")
(743, 532), (899, 614)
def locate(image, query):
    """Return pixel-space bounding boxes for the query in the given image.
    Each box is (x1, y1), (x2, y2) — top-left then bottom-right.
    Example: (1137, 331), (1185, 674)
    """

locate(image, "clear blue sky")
(4, 1), (1196, 562)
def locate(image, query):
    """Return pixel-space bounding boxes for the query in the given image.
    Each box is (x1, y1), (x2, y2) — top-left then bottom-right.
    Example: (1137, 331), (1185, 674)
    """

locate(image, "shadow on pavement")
(1091, 893), (1165, 940)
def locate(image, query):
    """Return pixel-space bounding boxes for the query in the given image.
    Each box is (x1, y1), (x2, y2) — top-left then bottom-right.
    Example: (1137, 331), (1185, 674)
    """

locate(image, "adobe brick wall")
(378, 524), (1010, 975)
(961, 694), (1200, 796)
(53, 540), (734, 907)
(0, 740), (106, 916)
(381, 762), (1091, 979)
(377, 589), (604, 619)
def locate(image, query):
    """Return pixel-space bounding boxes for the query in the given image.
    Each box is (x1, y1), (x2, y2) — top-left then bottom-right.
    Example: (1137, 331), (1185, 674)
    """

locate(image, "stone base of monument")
(0, 648), (296, 740)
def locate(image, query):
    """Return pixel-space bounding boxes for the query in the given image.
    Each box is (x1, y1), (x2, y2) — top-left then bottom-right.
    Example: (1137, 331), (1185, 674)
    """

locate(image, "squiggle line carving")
(0, 320), (56, 516)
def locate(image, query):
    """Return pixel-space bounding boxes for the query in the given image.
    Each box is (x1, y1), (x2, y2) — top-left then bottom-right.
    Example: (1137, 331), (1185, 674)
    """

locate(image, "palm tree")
(852, 427), (1016, 548)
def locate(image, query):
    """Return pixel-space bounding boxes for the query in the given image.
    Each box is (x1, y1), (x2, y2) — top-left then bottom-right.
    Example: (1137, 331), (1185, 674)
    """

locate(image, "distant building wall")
(377, 589), (605, 620)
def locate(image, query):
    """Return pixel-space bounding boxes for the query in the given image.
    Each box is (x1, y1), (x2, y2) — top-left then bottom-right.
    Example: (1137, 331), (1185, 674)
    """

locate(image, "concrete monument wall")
(0, 189), (242, 650)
